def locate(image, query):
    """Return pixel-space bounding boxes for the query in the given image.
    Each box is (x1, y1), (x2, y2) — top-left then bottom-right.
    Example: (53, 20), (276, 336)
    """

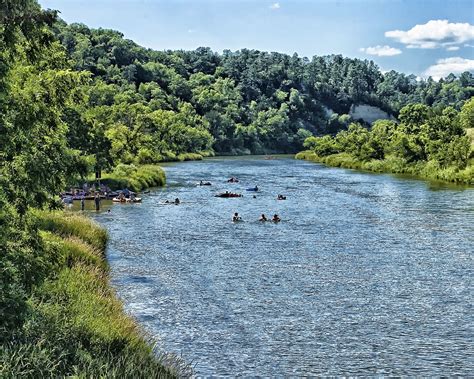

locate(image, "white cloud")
(187, 29), (196, 34)
(359, 45), (402, 56)
(385, 20), (474, 49)
(269, 2), (280, 10)
(423, 57), (474, 80)
(446, 46), (460, 51)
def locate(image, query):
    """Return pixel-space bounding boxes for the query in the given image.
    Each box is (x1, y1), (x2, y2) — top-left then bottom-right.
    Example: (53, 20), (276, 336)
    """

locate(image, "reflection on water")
(90, 157), (474, 376)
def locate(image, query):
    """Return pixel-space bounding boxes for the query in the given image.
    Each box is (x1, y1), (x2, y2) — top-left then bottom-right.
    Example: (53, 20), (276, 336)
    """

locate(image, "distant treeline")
(51, 21), (473, 170)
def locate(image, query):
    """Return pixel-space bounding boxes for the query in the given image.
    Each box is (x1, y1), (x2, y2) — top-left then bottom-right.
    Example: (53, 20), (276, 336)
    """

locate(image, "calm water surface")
(91, 157), (474, 376)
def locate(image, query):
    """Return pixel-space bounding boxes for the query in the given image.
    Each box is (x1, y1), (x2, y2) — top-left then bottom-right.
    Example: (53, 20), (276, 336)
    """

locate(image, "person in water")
(174, 198), (180, 205)
(232, 212), (242, 222)
(272, 214), (281, 222)
(259, 214), (267, 222)
(277, 194), (286, 200)
(94, 193), (101, 211)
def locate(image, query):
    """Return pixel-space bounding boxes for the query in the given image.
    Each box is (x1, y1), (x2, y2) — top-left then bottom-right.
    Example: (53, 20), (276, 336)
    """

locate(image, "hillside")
(52, 21), (474, 168)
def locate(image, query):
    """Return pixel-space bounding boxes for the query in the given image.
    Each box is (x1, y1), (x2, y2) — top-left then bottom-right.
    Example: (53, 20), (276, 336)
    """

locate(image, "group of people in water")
(168, 176), (285, 223)
(164, 198), (180, 205)
(232, 212), (281, 223)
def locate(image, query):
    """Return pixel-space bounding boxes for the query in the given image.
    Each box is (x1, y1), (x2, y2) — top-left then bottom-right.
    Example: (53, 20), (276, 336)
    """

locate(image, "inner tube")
(215, 193), (242, 198)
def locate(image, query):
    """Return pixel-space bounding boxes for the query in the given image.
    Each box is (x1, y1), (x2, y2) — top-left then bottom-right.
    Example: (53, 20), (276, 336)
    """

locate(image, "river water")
(90, 157), (473, 376)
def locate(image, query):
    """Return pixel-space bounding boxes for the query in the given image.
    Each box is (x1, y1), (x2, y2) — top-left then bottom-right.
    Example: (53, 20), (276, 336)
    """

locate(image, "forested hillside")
(52, 21), (473, 169)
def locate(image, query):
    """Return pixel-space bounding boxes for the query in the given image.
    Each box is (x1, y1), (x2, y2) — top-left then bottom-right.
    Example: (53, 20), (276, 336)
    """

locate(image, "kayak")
(246, 187), (259, 192)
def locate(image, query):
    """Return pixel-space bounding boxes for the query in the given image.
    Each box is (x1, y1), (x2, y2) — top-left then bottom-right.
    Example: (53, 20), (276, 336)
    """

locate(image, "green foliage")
(35, 211), (108, 251)
(460, 97), (474, 129)
(50, 20), (473, 164)
(1, 212), (187, 378)
(299, 102), (474, 184)
(93, 164), (166, 192)
(1, 2), (178, 376)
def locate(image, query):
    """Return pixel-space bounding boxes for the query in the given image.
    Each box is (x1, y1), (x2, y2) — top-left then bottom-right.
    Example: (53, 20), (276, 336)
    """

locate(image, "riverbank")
(86, 164), (166, 192)
(295, 151), (474, 185)
(0, 211), (188, 377)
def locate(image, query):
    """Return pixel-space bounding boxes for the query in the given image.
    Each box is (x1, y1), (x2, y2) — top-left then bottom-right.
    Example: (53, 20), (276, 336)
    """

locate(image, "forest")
(51, 20), (473, 171)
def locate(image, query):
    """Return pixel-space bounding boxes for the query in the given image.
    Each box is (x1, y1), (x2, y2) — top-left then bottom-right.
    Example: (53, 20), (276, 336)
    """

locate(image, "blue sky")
(39, 0), (474, 78)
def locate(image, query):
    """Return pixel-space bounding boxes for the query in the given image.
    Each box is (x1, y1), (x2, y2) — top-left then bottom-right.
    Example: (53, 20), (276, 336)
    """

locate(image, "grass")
(0, 211), (190, 378)
(177, 152), (204, 162)
(296, 150), (474, 185)
(35, 210), (108, 251)
(89, 164), (166, 192)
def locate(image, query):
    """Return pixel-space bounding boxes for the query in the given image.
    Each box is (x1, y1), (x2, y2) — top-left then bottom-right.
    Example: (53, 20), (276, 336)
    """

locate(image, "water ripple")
(91, 157), (474, 376)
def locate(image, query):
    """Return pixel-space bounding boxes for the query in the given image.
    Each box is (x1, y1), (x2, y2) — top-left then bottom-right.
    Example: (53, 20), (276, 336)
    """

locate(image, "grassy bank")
(0, 211), (188, 378)
(87, 153), (214, 192)
(88, 164), (166, 192)
(296, 150), (474, 185)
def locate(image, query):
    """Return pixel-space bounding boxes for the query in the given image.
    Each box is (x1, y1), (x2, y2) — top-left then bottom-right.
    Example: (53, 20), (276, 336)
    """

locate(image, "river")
(90, 156), (474, 376)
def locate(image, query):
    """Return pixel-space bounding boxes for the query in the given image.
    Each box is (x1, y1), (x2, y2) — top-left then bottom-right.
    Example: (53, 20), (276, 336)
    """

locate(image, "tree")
(460, 97), (474, 129)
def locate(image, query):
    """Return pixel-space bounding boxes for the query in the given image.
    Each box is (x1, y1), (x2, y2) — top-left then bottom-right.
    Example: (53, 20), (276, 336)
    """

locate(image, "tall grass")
(1, 211), (189, 378)
(35, 210), (108, 251)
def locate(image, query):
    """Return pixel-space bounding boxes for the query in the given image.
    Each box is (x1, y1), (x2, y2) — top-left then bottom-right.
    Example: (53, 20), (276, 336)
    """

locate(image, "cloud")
(359, 45), (402, 56)
(385, 20), (474, 49)
(446, 46), (460, 51)
(423, 57), (474, 80)
(187, 29), (196, 34)
(269, 2), (280, 10)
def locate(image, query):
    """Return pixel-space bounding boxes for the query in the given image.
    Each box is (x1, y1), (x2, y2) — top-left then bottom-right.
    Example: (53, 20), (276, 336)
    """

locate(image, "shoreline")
(295, 151), (474, 186)
(2, 211), (188, 377)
